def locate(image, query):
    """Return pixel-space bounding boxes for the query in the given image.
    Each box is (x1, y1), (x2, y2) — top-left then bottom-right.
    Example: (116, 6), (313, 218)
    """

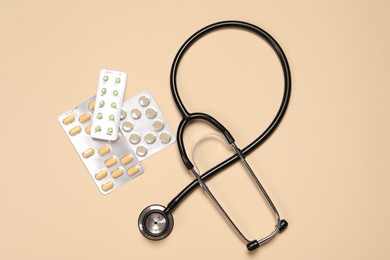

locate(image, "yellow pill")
(111, 168), (124, 178)
(82, 148), (94, 158)
(88, 101), (95, 111)
(127, 165), (140, 176)
(105, 156), (117, 167)
(85, 125), (92, 135)
(120, 154), (133, 165)
(95, 170), (108, 180)
(98, 145), (111, 156)
(62, 115), (75, 125)
(101, 181), (114, 192)
(79, 112), (91, 123)
(69, 126), (82, 136)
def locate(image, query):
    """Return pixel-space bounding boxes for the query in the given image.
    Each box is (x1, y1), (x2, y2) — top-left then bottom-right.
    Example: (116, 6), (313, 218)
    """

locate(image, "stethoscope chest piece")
(138, 205), (174, 240)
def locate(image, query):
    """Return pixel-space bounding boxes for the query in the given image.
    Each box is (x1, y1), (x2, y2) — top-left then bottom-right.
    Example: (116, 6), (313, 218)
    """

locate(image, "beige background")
(1, 0), (389, 259)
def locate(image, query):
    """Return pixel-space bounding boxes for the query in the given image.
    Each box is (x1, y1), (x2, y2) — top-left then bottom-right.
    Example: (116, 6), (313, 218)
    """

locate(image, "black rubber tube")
(166, 20), (291, 213)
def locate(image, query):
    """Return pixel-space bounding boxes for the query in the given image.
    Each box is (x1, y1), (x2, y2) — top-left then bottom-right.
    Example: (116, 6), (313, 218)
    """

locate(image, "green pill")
(97, 113), (103, 119)
(111, 102), (117, 109)
(95, 126), (101, 132)
(103, 75), (109, 82)
(109, 114), (115, 121)
(113, 90), (119, 96)
(115, 77), (121, 83)
(99, 100), (105, 107)
(101, 88), (107, 95)
(107, 127), (113, 134)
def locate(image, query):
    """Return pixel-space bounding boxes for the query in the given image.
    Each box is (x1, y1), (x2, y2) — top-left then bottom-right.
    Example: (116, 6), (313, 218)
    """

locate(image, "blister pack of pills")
(58, 96), (144, 195)
(120, 90), (176, 160)
(91, 69), (127, 141)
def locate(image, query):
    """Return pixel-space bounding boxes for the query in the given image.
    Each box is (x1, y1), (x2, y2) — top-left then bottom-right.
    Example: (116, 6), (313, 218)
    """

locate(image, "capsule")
(98, 145), (111, 156)
(82, 148), (95, 158)
(88, 101), (95, 111)
(146, 108), (157, 119)
(95, 170), (108, 181)
(101, 181), (114, 192)
(136, 146), (148, 157)
(79, 112), (91, 123)
(111, 168), (124, 178)
(85, 125), (92, 135)
(69, 126), (82, 136)
(160, 132), (172, 144)
(131, 108), (142, 119)
(152, 120), (165, 131)
(129, 133), (141, 144)
(127, 165), (140, 176)
(120, 154), (133, 165)
(62, 115), (75, 125)
(139, 96), (150, 107)
(108, 133), (121, 143)
(105, 156), (117, 167)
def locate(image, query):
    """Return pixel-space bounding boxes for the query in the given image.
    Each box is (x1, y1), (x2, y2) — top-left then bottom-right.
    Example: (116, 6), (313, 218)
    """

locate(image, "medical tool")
(138, 21), (291, 251)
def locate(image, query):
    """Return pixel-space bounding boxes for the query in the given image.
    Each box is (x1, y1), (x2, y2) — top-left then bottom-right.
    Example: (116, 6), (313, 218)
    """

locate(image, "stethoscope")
(138, 20), (291, 251)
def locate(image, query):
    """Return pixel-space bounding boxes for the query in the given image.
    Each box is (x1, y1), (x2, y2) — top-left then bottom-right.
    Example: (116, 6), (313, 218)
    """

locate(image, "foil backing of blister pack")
(120, 90), (176, 161)
(58, 96), (144, 195)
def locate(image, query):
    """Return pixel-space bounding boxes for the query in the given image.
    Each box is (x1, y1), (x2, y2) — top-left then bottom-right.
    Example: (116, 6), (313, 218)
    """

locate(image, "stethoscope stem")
(189, 168), (250, 244)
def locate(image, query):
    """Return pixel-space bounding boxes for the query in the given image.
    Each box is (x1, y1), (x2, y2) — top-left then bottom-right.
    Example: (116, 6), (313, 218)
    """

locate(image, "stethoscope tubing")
(166, 20), (291, 213)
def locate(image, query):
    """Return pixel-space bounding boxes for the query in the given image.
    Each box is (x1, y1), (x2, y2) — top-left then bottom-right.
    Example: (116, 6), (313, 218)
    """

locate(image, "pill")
(82, 148), (95, 158)
(98, 145), (111, 156)
(109, 133), (121, 143)
(113, 90), (118, 96)
(127, 165), (140, 176)
(139, 96), (150, 107)
(85, 125), (92, 135)
(109, 114), (115, 121)
(122, 121), (134, 132)
(120, 109), (127, 120)
(97, 113), (103, 119)
(69, 126), (82, 136)
(120, 154), (133, 165)
(103, 75), (109, 82)
(79, 112), (91, 123)
(111, 102), (117, 109)
(152, 120), (165, 131)
(88, 101), (95, 111)
(105, 156), (117, 167)
(107, 127), (113, 134)
(131, 108), (142, 119)
(95, 170), (108, 181)
(136, 146), (148, 157)
(111, 168), (124, 178)
(160, 132), (172, 144)
(129, 133), (141, 144)
(99, 100), (105, 108)
(62, 115), (75, 125)
(101, 88), (107, 95)
(145, 133), (156, 144)
(101, 181), (114, 192)
(95, 125), (101, 132)
(115, 77), (121, 83)
(146, 108), (157, 119)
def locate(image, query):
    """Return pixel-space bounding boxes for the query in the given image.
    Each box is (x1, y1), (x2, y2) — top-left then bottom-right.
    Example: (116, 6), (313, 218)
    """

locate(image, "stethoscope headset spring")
(138, 20), (291, 251)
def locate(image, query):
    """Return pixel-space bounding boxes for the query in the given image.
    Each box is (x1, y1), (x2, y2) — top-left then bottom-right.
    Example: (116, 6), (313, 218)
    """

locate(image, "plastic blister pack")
(120, 90), (176, 160)
(59, 96), (144, 195)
